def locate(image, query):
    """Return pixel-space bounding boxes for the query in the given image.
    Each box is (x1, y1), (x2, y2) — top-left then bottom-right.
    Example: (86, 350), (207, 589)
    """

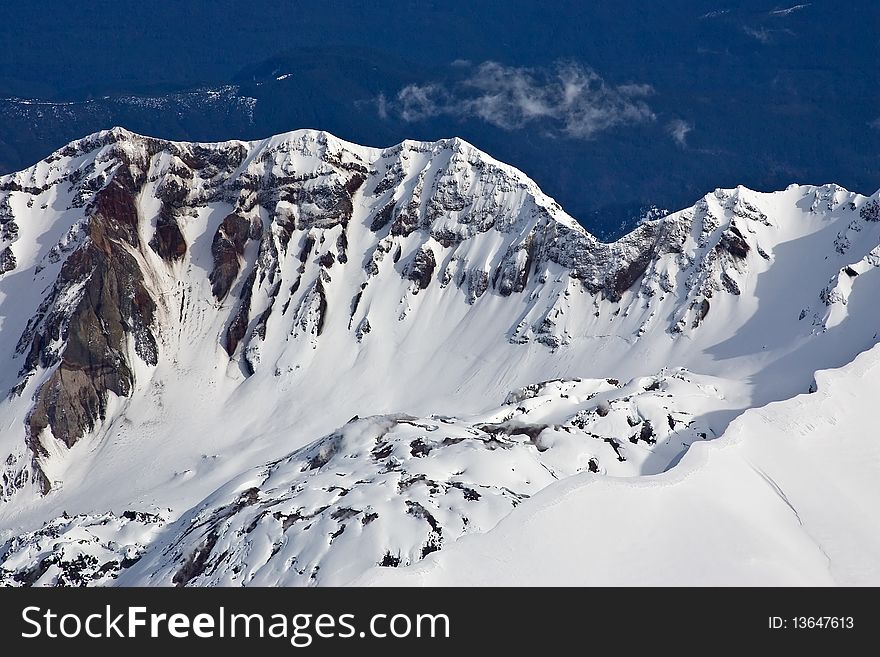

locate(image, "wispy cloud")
(769, 3), (811, 16)
(375, 93), (389, 120)
(666, 119), (693, 148)
(743, 25), (773, 43)
(699, 8), (730, 19)
(869, 117), (880, 130)
(380, 61), (655, 139)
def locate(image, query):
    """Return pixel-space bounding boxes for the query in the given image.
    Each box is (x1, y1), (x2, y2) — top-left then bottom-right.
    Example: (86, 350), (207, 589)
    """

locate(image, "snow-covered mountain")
(1, 127), (879, 585)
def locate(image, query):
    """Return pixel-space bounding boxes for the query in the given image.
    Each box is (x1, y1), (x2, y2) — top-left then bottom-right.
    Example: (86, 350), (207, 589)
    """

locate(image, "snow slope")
(356, 344), (880, 586)
(117, 370), (729, 586)
(0, 127), (878, 585)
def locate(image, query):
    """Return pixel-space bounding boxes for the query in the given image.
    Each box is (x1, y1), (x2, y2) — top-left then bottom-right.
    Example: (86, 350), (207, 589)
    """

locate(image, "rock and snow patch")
(0, 510), (167, 587)
(116, 370), (723, 586)
(0, 128), (879, 586)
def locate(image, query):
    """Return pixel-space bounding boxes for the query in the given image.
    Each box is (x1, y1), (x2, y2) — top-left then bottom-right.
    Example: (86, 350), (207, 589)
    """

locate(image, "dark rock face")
(718, 225), (750, 260)
(406, 247), (436, 291)
(390, 204), (420, 237)
(298, 234), (316, 266)
(607, 249), (653, 301)
(637, 420), (656, 445)
(692, 298), (710, 328)
(149, 211), (187, 262)
(466, 269), (490, 304)
(335, 226), (349, 263)
(225, 269), (256, 356)
(720, 270), (741, 295)
(318, 251), (336, 268)
(26, 247), (158, 446)
(89, 171), (141, 250)
(209, 214), (250, 300)
(0, 246), (15, 274)
(18, 178), (158, 490)
(0, 197), (17, 242)
(355, 317), (371, 342)
(314, 278), (328, 336)
(370, 201), (396, 232)
(172, 532), (220, 587)
(280, 175), (362, 231)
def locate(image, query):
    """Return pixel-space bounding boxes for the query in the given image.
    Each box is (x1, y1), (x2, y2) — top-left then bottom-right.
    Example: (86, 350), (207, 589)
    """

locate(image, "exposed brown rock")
(607, 249), (653, 302)
(172, 531), (219, 587)
(89, 170), (141, 251)
(18, 176), (158, 491)
(149, 210), (187, 262)
(26, 241), (158, 449)
(209, 214), (250, 300)
(718, 224), (750, 260)
(225, 268), (257, 356)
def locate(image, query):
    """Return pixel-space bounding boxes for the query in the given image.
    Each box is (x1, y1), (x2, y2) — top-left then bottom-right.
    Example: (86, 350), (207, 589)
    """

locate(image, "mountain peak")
(1, 130), (879, 588)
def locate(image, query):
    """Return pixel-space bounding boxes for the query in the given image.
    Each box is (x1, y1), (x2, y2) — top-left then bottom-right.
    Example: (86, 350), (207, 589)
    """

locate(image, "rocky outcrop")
(25, 244), (158, 444)
(0, 246), (15, 275)
(0, 196), (18, 242)
(89, 169), (142, 250)
(607, 248), (654, 302)
(149, 211), (187, 262)
(225, 269), (256, 356)
(718, 224), (750, 260)
(209, 214), (250, 300)
(1, 127), (875, 502)
(405, 246), (436, 291)
(15, 170), (158, 489)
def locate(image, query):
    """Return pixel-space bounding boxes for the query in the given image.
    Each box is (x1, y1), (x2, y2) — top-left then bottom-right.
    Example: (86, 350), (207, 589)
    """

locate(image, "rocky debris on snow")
(0, 510), (166, 587)
(117, 370), (723, 586)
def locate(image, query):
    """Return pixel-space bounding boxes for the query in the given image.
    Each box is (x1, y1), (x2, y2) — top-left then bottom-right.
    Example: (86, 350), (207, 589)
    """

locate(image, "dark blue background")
(1, 1), (877, 238)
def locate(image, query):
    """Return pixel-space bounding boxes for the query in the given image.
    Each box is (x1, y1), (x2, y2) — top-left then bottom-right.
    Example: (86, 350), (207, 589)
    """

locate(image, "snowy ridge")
(355, 342), (880, 586)
(120, 370), (724, 586)
(0, 127), (879, 585)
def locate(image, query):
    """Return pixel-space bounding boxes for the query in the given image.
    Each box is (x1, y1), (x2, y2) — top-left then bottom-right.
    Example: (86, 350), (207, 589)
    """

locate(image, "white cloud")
(869, 117), (880, 130)
(769, 4), (811, 17)
(375, 92), (389, 120)
(382, 61), (655, 139)
(666, 119), (693, 148)
(396, 83), (450, 122)
(699, 8), (730, 19)
(743, 25), (773, 43)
